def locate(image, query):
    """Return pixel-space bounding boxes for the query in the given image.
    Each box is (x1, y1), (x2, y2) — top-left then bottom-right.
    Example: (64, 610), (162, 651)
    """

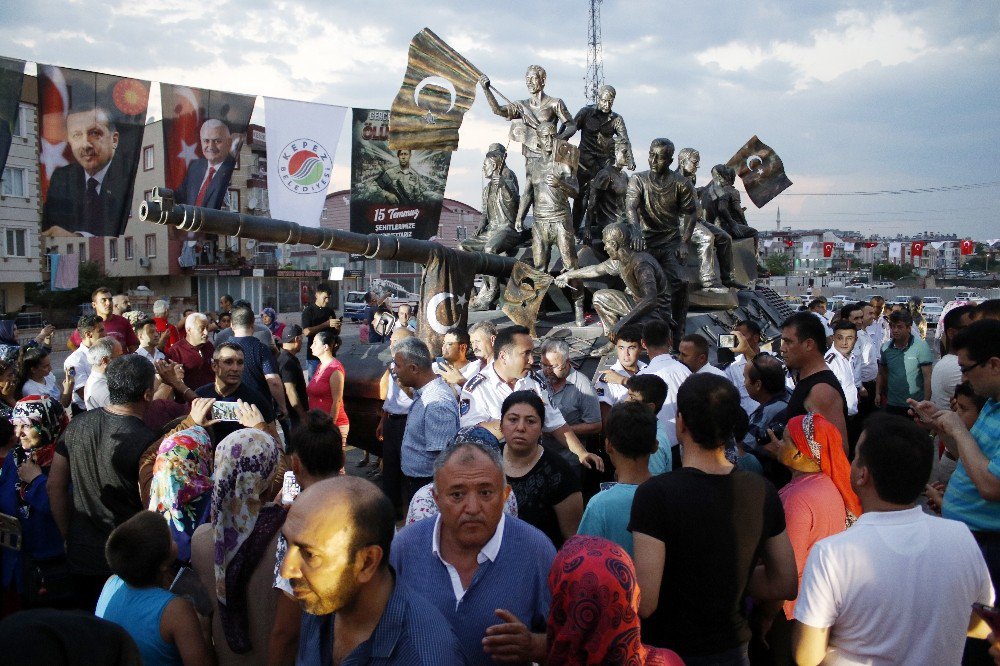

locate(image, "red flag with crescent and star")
(784, 239), (794, 248)
(864, 242), (879, 249)
(823, 242), (834, 258)
(911, 241), (925, 258)
(960, 239), (975, 255)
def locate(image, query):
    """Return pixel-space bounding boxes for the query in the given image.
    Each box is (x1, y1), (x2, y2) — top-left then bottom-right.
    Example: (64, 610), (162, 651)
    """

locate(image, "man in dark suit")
(175, 118), (236, 209)
(42, 106), (131, 236)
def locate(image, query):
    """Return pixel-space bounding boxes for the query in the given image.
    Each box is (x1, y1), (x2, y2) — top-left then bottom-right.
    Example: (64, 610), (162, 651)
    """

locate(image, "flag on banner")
(0, 57), (25, 176)
(960, 239), (975, 255)
(802, 241), (814, 256)
(264, 97), (347, 227)
(823, 242), (834, 258)
(351, 108), (452, 239)
(161, 84), (255, 209)
(389, 28), (482, 151)
(864, 242), (879, 249)
(843, 242), (855, 252)
(910, 241), (925, 258)
(888, 242), (902, 262)
(39, 65), (150, 237)
(726, 135), (793, 208)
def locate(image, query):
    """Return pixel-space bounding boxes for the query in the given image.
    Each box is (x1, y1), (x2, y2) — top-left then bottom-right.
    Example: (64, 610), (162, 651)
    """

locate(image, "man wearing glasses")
(538, 339), (602, 443)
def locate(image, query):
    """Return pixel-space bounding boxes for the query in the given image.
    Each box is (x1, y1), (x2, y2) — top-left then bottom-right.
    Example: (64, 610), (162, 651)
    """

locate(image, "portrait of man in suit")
(175, 118), (237, 209)
(42, 106), (131, 236)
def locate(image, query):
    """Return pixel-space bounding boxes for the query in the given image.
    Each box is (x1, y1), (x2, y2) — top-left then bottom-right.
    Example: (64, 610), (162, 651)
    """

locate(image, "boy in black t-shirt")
(629, 373), (797, 663)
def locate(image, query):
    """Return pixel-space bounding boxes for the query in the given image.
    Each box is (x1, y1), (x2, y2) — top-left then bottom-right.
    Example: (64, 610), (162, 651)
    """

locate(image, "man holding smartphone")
(194, 342), (278, 445)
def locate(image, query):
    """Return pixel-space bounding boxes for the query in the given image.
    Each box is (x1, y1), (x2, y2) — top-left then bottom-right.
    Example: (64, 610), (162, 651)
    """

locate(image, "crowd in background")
(0, 284), (999, 665)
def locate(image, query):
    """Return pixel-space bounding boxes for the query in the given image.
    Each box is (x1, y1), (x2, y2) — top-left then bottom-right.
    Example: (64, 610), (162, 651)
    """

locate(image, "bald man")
(176, 118), (237, 209)
(280, 477), (464, 665)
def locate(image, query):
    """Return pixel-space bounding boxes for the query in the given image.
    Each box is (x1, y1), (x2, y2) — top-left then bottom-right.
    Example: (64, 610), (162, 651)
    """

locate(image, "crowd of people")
(0, 284), (999, 665)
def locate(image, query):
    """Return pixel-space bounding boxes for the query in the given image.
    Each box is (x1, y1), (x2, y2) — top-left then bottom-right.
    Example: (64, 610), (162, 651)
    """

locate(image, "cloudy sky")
(2, 0), (998, 238)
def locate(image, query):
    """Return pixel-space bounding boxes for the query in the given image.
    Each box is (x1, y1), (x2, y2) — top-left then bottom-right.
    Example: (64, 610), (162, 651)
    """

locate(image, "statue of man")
(516, 121), (584, 325)
(625, 138), (696, 343)
(561, 84), (634, 234)
(582, 139), (631, 253)
(701, 164), (760, 248)
(374, 149), (427, 205)
(462, 144), (524, 309)
(555, 223), (671, 356)
(677, 148), (746, 292)
(479, 66), (573, 165)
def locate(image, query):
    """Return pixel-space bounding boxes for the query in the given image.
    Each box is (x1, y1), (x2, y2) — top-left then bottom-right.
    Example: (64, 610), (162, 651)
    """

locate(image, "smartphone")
(720, 334), (737, 349)
(974, 603), (1000, 634)
(67, 366), (76, 378)
(281, 471), (300, 505)
(210, 401), (241, 422)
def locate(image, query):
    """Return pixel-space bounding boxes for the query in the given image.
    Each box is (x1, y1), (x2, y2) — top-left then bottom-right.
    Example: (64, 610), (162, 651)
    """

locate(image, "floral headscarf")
(787, 413), (862, 526)
(10, 395), (68, 512)
(211, 428), (283, 653)
(148, 426), (213, 533)
(261, 307), (279, 334)
(547, 535), (683, 666)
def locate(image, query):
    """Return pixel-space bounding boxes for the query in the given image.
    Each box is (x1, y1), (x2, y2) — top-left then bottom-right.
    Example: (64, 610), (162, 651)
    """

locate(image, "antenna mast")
(584, 0), (604, 103)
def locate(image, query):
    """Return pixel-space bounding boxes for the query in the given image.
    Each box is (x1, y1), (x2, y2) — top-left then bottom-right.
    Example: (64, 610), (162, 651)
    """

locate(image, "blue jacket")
(0, 451), (65, 591)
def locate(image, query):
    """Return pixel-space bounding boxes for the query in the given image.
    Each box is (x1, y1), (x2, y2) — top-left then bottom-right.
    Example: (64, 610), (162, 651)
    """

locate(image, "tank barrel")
(140, 187), (517, 277)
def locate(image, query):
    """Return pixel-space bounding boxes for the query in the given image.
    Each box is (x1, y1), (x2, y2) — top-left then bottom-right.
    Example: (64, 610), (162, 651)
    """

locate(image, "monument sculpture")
(555, 223), (671, 356)
(581, 138), (631, 252)
(560, 84), (634, 236)
(701, 164), (760, 251)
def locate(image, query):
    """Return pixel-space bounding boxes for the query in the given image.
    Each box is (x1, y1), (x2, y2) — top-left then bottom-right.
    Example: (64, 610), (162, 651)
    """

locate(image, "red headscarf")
(547, 535), (683, 666)
(787, 413), (862, 525)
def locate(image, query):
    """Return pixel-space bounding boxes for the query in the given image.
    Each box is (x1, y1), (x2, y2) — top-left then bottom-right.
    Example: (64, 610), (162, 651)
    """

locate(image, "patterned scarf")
(148, 426), (213, 534)
(788, 413), (862, 527)
(10, 395), (68, 514)
(211, 428), (281, 653)
(548, 535), (682, 666)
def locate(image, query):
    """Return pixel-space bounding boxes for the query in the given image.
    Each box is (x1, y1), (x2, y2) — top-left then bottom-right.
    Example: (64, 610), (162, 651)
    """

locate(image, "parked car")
(343, 291), (368, 321)
(956, 291), (980, 301)
(922, 297), (942, 305)
(872, 282), (896, 290)
(923, 304), (943, 327)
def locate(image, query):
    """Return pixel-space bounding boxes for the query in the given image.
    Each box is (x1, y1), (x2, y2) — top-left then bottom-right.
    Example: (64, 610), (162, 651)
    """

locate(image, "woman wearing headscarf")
(547, 535), (684, 666)
(148, 426), (214, 563)
(260, 308), (284, 342)
(0, 320), (55, 366)
(190, 426), (283, 664)
(0, 395), (69, 615)
(756, 412), (861, 664)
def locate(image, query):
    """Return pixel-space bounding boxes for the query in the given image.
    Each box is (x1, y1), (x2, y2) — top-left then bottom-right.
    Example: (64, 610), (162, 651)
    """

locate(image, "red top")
(70, 313), (140, 351)
(153, 316), (180, 352)
(307, 358), (349, 427)
(165, 338), (216, 391)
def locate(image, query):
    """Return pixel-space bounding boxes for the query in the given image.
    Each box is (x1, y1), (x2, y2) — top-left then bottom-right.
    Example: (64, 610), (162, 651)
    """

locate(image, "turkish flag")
(864, 242), (879, 249)
(960, 239), (975, 255)
(784, 239), (794, 248)
(911, 241), (924, 257)
(823, 242), (834, 258)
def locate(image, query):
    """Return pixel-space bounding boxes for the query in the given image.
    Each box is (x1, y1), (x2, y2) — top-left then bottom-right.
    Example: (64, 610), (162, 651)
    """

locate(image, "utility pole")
(584, 0), (604, 103)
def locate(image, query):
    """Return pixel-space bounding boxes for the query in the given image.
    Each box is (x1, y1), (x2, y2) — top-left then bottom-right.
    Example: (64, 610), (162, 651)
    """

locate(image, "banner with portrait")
(160, 84), (255, 210)
(350, 107), (452, 240)
(38, 64), (150, 237)
(0, 57), (25, 176)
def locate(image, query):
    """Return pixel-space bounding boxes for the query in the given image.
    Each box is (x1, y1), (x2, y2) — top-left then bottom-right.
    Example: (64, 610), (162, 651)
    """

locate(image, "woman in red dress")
(306, 331), (348, 464)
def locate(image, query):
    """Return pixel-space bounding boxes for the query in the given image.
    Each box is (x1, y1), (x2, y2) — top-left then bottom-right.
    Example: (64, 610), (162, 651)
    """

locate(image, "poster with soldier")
(349, 107), (452, 240)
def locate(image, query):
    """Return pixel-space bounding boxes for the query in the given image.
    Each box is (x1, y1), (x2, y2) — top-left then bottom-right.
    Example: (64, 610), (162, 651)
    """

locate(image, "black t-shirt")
(628, 467), (785, 656)
(56, 409), (159, 576)
(277, 349), (309, 423)
(505, 446), (581, 548)
(231, 335), (277, 405)
(301, 304), (337, 361)
(195, 381), (276, 445)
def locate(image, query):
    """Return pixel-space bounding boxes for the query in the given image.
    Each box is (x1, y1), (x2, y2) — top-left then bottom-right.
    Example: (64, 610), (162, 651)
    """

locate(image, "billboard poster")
(38, 65), (150, 237)
(0, 57), (25, 175)
(350, 107), (451, 240)
(161, 84), (255, 209)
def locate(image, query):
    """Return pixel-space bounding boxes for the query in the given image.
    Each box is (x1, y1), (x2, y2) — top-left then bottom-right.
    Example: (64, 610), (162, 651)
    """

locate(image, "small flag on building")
(960, 239), (975, 255)
(911, 241), (925, 257)
(823, 242), (834, 258)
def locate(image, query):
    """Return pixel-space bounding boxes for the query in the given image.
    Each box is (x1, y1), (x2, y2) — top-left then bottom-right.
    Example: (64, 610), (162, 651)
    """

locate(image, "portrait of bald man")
(176, 118), (238, 209)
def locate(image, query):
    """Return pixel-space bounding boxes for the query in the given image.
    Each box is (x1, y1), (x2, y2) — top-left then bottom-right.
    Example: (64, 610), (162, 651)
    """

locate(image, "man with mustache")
(176, 118), (237, 209)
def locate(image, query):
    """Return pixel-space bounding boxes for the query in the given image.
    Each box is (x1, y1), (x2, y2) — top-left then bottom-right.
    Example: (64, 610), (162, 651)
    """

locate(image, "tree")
(872, 262), (913, 281)
(764, 253), (792, 276)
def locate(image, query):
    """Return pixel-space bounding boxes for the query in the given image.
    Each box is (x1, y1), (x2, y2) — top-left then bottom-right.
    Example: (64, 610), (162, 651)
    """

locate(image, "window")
(125, 237), (134, 260)
(142, 145), (154, 171)
(226, 188), (240, 212)
(5, 229), (26, 257)
(109, 238), (118, 261)
(79, 242), (87, 261)
(66, 243), (74, 254)
(12, 106), (27, 138)
(145, 234), (157, 258)
(1, 167), (26, 197)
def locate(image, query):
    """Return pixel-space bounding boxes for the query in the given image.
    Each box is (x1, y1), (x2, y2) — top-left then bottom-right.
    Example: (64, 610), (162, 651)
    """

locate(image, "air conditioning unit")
(137, 257), (151, 268)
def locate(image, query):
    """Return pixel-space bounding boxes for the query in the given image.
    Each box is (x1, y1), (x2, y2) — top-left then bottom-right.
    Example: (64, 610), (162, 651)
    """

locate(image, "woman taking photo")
(0, 395), (69, 615)
(500, 390), (582, 548)
(17, 348), (72, 408)
(307, 330), (349, 446)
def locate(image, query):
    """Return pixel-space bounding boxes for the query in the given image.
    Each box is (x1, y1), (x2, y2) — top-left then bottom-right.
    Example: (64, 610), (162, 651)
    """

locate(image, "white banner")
(265, 97), (348, 227)
(888, 242), (902, 261)
(930, 241), (945, 250)
(763, 239), (774, 248)
(802, 241), (815, 256)
(843, 242), (855, 252)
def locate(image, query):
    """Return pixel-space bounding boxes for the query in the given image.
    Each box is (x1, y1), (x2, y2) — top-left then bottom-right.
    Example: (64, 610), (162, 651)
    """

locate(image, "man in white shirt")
(677, 333), (732, 379)
(793, 414), (994, 666)
(64, 314), (105, 413)
(725, 320), (764, 416)
(931, 304), (978, 411)
(467, 320), (497, 376)
(434, 326), (480, 391)
(636, 320), (691, 448)
(134, 318), (166, 364)
(865, 296), (889, 359)
(844, 302), (878, 418)
(459, 325), (602, 470)
(83, 337), (122, 410)
(827, 321), (859, 418)
(808, 297), (833, 340)
(593, 324), (646, 423)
